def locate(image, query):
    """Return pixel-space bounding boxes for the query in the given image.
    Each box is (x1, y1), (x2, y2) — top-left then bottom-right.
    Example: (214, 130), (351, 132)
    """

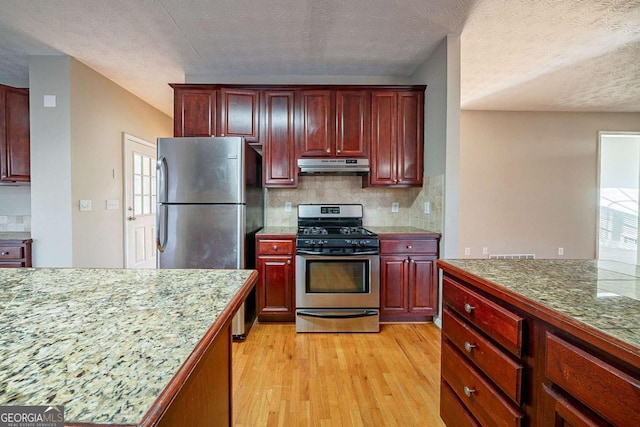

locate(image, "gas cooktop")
(296, 204), (379, 255)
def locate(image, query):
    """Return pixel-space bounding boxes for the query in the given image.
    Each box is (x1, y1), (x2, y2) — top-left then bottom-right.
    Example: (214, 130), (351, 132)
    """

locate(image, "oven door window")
(306, 259), (369, 293)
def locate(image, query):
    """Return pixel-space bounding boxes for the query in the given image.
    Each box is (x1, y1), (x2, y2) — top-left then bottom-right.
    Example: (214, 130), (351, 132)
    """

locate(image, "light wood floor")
(232, 322), (445, 427)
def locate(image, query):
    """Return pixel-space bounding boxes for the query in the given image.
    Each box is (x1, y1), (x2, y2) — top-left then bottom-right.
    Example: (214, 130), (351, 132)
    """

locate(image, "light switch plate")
(79, 200), (92, 211)
(106, 199), (119, 210)
(391, 202), (399, 213)
(284, 201), (292, 212)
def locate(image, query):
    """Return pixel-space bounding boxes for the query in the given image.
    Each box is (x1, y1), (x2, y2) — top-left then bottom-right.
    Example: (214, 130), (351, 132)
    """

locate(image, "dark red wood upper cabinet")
(369, 90), (423, 187)
(220, 88), (260, 143)
(370, 91), (397, 185)
(0, 84), (30, 182)
(263, 90), (297, 187)
(173, 88), (217, 137)
(397, 91), (423, 185)
(335, 90), (370, 158)
(298, 90), (333, 157)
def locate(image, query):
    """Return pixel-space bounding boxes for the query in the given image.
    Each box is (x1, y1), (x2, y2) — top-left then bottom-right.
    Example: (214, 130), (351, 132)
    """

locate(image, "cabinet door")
(220, 88), (260, 142)
(397, 91), (423, 186)
(298, 90), (333, 157)
(1, 87), (30, 182)
(370, 91), (397, 185)
(335, 90), (369, 158)
(257, 255), (295, 321)
(408, 256), (437, 315)
(263, 91), (297, 187)
(174, 89), (217, 137)
(380, 255), (409, 317)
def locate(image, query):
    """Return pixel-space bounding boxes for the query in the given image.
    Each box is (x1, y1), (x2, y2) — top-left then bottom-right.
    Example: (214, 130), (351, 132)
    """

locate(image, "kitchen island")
(0, 267), (257, 426)
(438, 259), (640, 426)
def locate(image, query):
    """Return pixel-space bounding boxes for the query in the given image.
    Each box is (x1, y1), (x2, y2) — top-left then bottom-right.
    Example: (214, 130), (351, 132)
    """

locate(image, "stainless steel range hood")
(297, 158), (370, 174)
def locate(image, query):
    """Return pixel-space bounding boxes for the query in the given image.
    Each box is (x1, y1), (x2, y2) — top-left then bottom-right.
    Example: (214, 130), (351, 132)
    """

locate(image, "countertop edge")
(437, 260), (640, 366)
(138, 270), (258, 427)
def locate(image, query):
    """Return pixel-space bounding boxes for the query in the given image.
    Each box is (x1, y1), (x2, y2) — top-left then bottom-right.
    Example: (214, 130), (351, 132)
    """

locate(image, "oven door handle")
(296, 310), (378, 319)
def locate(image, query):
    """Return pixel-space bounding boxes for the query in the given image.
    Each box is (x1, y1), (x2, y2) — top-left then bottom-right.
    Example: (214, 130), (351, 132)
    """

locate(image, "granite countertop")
(257, 227), (297, 236)
(0, 268), (255, 425)
(439, 259), (640, 351)
(0, 232), (32, 241)
(367, 226), (441, 235)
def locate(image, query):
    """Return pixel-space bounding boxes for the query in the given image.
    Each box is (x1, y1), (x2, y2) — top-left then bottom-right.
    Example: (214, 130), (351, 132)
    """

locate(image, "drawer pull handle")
(464, 342), (476, 353)
(464, 303), (475, 314)
(463, 386), (476, 397)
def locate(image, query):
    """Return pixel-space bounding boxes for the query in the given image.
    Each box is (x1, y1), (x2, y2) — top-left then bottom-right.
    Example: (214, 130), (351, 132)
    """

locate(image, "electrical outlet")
(79, 200), (92, 212)
(284, 201), (292, 212)
(391, 202), (399, 213)
(424, 201), (430, 214)
(464, 247), (470, 256)
(482, 247), (488, 255)
(558, 247), (564, 256)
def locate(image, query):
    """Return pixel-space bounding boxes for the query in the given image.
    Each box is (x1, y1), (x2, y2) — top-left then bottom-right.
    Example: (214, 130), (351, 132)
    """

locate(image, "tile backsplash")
(0, 215), (31, 232)
(266, 174), (443, 231)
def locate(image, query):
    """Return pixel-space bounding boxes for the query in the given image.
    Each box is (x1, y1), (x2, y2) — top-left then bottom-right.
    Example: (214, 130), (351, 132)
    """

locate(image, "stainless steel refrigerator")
(156, 136), (263, 339)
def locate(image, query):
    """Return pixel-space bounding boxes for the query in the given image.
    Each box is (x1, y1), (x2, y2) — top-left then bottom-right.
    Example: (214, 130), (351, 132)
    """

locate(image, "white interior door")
(124, 133), (157, 268)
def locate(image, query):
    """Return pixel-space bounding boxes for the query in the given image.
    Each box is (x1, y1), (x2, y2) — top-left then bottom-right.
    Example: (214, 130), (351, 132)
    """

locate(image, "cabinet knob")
(406, 245), (412, 249)
(464, 303), (475, 314)
(336, 149), (341, 153)
(1, 251), (9, 256)
(287, 260), (291, 264)
(273, 245), (278, 251)
(290, 178), (294, 182)
(326, 148), (330, 153)
(409, 258), (414, 263)
(463, 386), (476, 397)
(464, 342), (476, 353)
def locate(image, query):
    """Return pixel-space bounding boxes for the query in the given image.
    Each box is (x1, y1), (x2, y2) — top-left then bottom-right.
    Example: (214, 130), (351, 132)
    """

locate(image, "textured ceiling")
(0, 0), (638, 117)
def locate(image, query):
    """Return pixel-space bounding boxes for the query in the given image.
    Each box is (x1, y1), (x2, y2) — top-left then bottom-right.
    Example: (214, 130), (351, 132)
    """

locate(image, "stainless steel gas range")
(295, 204), (380, 333)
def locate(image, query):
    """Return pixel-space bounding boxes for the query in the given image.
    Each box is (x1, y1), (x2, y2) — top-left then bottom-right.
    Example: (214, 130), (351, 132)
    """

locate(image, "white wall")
(27, 55), (172, 267)
(70, 59), (172, 267)
(459, 111), (640, 260)
(29, 56), (73, 266)
(410, 35), (461, 259)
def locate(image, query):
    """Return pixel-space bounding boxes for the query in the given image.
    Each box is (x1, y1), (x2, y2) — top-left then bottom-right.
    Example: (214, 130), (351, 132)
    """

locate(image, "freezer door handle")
(156, 157), (169, 252)
(157, 156), (168, 204)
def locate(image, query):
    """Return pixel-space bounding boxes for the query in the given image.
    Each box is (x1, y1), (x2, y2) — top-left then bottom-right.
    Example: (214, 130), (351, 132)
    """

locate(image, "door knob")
(128, 216), (137, 221)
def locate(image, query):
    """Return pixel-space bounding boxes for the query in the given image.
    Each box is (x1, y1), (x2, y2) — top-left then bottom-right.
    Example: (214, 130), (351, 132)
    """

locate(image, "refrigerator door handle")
(156, 204), (168, 252)
(156, 157), (169, 252)
(157, 156), (168, 203)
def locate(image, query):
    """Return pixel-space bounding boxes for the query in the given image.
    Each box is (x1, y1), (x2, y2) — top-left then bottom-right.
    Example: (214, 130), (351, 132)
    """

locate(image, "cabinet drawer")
(442, 308), (523, 404)
(545, 333), (640, 426)
(542, 385), (603, 427)
(257, 239), (294, 255)
(441, 379), (481, 427)
(443, 277), (523, 357)
(379, 239), (437, 254)
(442, 341), (523, 427)
(0, 246), (23, 260)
